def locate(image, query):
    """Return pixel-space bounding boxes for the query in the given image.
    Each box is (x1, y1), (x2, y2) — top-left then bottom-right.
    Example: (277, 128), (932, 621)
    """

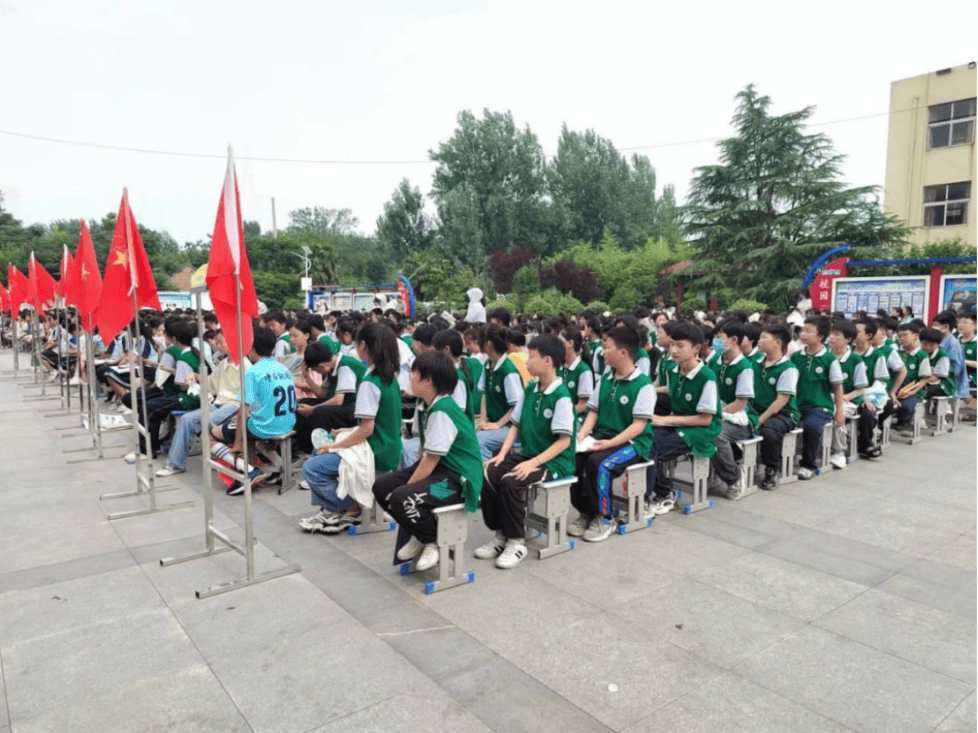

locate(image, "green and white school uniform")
(586, 367), (655, 460)
(635, 348), (651, 378)
(960, 335), (977, 387)
(485, 355), (523, 423)
(274, 333), (294, 358)
(791, 347), (844, 412)
(927, 348), (955, 397)
(667, 362), (722, 458)
(559, 357), (594, 405)
(509, 377), (576, 478)
(834, 348), (868, 404)
(751, 356), (800, 424)
(418, 394), (484, 511)
(175, 348), (201, 410)
(328, 355), (367, 407)
(715, 353), (757, 429)
(897, 346), (932, 387)
(354, 367), (403, 474)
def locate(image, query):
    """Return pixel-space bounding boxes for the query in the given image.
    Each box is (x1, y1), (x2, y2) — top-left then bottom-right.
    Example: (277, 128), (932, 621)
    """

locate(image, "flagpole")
(236, 269), (256, 580)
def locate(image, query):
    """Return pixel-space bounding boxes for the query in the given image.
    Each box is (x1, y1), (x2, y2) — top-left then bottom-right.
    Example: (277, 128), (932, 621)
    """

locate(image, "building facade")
(884, 63), (977, 248)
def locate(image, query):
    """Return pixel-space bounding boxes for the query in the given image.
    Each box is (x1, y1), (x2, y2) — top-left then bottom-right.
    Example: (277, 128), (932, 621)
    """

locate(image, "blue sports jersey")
(243, 357), (296, 439)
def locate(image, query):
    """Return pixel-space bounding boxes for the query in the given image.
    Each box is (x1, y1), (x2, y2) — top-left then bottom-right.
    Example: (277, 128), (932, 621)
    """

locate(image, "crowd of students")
(8, 298), (976, 574)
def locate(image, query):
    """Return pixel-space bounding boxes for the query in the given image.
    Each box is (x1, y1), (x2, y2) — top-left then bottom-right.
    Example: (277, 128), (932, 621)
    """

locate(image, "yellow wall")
(884, 63), (977, 248)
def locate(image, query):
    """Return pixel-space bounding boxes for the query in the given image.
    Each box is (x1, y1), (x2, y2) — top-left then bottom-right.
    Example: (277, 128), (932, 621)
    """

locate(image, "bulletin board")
(831, 277), (930, 320)
(939, 275), (977, 314)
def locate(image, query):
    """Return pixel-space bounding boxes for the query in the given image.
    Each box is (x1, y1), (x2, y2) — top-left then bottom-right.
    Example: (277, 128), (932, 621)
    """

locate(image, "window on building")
(923, 182), (971, 227)
(928, 98), (976, 149)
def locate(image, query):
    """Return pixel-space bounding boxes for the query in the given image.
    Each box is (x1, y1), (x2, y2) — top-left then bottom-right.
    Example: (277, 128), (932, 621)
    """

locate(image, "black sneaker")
(760, 467), (779, 490)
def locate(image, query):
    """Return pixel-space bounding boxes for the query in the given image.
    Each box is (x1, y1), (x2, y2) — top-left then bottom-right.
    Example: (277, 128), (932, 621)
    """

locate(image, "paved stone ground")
(0, 354), (975, 733)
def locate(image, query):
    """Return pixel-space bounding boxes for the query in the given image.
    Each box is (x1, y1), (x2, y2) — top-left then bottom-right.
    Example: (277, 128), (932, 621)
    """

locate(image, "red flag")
(8, 264), (29, 313)
(56, 244), (74, 299)
(68, 220), (103, 331)
(27, 252), (57, 316)
(206, 148), (258, 364)
(0, 282), (9, 313)
(95, 190), (162, 344)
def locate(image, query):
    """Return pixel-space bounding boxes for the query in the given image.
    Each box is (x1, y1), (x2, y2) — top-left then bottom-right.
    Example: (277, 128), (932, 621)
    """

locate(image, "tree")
(376, 179), (434, 262)
(547, 127), (659, 250)
(430, 109), (550, 255)
(684, 86), (909, 310)
(539, 260), (604, 304)
(511, 264), (541, 312)
(488, 243), (537, 293)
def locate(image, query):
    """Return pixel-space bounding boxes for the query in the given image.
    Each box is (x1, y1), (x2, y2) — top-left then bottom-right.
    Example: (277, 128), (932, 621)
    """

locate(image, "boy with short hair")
(709, 319), (755, 499)
(653, 320), (677, 415)
(479, 334), (576, 568)
(919, 328), (955, 402)
(932, 310), (970, 402)
(741, 322), (764, 365)
(571, 326), (655, 542)
(267, 311), (294, 357)
(476, 324), (525, 460)
(827, 320), (874, 466)
(957, 311), (976, 411)
(751, 324), (800, 490)
(790, 316), (845, 480)
(893, 321), (932, 429)
(648, 322), (722, 514)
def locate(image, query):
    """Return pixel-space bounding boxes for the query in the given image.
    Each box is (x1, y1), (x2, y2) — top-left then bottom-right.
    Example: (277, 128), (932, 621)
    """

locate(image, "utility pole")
(271, 197), (278, 237)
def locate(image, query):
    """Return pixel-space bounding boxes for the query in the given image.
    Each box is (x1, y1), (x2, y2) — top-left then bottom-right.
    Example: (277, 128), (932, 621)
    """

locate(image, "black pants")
(855, 404), (878, 453)
(123, 385), (164, 410)
(758, 414), (794, 472)
(572, 446), (644, 519)
(294, 397), (329, 453)
(373, 463), (464, 560)
(137, 394), (182, 455)
(482, 452), (548, 540)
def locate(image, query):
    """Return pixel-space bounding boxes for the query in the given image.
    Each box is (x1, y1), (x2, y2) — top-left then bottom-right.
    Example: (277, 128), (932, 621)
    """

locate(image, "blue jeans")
(167, 403), (238, 469)
(476, 427), (509, 460)
(400, 437), (420, 468)
(302, 451), (354, 513)
(799, 408), (833, 470)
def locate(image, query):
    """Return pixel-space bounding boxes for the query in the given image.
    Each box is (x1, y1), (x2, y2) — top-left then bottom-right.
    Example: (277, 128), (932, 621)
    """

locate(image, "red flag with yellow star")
(67, 220), (103, 331)
(94, 190), (161, 343)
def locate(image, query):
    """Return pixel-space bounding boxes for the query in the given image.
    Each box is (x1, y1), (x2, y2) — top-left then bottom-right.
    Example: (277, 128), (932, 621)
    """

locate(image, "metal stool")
(525, 476), (577, 558)
(348, 500), (396, 535)
(400, 503), (474, 594)
(734, 436), (762, 498)
(610, 461), (655, 533)
(780, 427), (804, 484)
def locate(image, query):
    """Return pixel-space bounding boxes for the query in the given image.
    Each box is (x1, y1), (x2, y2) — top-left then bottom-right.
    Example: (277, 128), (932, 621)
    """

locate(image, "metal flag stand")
(99, 201), (194, 521)
(0, 313), (29, 380)
(160, 270), (300, 598)
(39, 303), (71, 414)
(22, 309), (60, 402)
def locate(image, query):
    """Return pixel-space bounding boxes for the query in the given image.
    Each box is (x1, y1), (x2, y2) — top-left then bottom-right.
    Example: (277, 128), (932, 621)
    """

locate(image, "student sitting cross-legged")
(648, 322), (722, 513)
(569, 326), (655, 543)
(373, 351), (483, 572)
(479, 334), (576, 568)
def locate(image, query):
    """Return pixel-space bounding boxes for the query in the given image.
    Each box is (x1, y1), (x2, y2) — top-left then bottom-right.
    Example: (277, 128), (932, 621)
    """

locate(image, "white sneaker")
(415, 543), (440, 571)
(566, 515), (589, 537)
(474, 532), (506, 559)
(299, 510), (336, 533)
(123, 451), (149, 464)
(649, 490), (678, 516)
(582, 516), (616, 543)
(797, 467), (815, 480)
(495, 539), (528, 569)
(829, 453), (846, 469)
(68, 376), (81, 386)
(396, 535), (424, 561)
(727, 465), (749, 500)
(298, 480), (311, 490)
(155, 465), (185, 477)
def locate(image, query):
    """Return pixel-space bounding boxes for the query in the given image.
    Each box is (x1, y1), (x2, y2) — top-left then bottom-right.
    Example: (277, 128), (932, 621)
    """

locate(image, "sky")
(1, 0), (975, 248)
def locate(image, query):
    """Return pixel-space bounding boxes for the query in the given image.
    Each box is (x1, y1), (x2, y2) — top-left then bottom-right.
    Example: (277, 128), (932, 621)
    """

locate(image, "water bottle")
(311, 428), (333, 451)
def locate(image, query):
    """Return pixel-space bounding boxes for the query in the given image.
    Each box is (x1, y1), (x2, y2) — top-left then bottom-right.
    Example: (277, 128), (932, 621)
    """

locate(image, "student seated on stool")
(709, 319), (756, 499)
(648, 322), (722, 512)
(827, 321), (872, 468)
(892, 322), (933, 430)
(570, 326), (655, 543)
(750, 324), (800, 490)
(479, 334), (576, 568)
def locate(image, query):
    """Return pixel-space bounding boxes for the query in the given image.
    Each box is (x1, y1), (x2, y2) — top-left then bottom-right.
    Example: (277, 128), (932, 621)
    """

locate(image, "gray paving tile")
(734, 625), (973, 733)
(813, 510), (963, 558)
(928, 533), (978, 572)
(520, 536), (679, 611)
(618, 519), (752, 575)
(172, 573), (349, 663)
(876, 558), (978, 619)
(2, 609), (204, 726)
(0, 656), (7, 730)
(934, 691), (977, 733)
(309, 677), (493, 733)
(699, 505), (807, 541)
(361, 600), (496, 681)
(757, 537), (895, 586)
(784, 526), (920, 572)
(495, 615), (721, 730)
(680, 513), (783, 550)
(0, 521), (127, 575)
(612, 578), (806, 669)
(207, 618), (429, 733)
(622, 671), (851, 733)
(695, 552), (866, 621)
(726, 489), (858, 528)
(420, 567), (602, 651)
(439, 653), (615, 733)
(0, 566), (164, 645)
(0, 549), (134, 594)
(105, 498), (239, 548)
(12, 667), (252, 733)
(814, 589), (976, 685)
